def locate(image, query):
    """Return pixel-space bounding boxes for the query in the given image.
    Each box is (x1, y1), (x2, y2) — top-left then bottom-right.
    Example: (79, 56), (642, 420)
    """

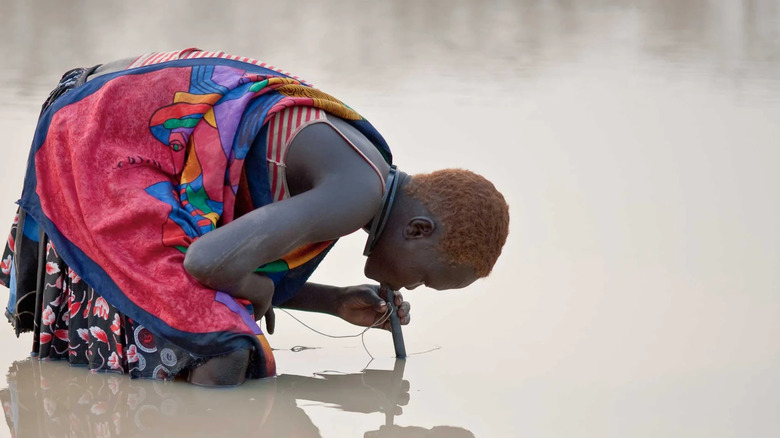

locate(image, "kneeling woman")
(0, 49), (509, 386)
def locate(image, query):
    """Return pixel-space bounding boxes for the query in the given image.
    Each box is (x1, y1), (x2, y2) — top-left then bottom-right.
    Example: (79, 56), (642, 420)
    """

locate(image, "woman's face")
(364, 228), (478, 291)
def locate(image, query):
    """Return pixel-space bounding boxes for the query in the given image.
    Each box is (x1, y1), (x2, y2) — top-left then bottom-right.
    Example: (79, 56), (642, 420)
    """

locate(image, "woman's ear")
(403, 216), (436, 239)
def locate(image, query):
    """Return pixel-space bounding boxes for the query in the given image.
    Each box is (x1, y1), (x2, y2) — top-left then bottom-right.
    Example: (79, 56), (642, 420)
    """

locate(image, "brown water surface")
(1, 1), (779, 437)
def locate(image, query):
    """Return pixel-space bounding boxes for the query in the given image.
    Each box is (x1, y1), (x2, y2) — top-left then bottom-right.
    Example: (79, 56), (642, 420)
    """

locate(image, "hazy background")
(0, 1), (779, 437)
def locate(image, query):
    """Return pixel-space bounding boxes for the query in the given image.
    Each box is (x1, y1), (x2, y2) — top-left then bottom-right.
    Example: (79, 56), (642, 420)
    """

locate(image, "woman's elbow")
(183, 241), (224, 287)
(184, 238), (251, 291)
(183, 246), (208, 282)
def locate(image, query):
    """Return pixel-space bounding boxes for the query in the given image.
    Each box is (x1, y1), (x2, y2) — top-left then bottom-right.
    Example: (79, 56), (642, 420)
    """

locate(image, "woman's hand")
(336, 284), (411, 330)
(261, 307), (275, 335)
(227, 273), (276, 334)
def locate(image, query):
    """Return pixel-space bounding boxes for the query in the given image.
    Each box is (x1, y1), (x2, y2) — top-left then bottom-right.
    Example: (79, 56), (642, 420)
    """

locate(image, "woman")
(0, 49), (509, 386)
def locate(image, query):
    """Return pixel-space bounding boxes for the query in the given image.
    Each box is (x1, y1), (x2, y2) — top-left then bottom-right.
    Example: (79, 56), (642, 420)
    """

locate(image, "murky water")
(1, 1), (780, 437)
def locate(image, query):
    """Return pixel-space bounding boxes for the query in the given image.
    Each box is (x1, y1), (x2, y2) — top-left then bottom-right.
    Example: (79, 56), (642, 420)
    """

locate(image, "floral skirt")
(1, 209), (201, 380)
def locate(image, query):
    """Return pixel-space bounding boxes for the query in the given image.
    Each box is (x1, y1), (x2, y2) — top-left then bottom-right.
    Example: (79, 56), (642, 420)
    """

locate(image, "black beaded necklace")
(363, 165), (400, 256)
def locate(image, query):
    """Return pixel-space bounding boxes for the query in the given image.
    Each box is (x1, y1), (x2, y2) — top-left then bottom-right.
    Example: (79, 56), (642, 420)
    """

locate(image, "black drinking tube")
(382, 285), (407, 358)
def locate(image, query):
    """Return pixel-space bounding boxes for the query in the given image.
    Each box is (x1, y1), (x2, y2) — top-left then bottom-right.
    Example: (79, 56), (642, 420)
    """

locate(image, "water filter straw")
(383, 286), (407, 359)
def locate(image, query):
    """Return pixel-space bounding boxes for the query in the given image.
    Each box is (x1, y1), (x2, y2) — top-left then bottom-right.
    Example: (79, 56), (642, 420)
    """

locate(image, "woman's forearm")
(278, 282), (342, 316)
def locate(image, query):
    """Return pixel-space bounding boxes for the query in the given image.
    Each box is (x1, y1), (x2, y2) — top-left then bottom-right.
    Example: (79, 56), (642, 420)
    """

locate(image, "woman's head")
(364, 169), (509, 290)
(405, 169), (509, 277)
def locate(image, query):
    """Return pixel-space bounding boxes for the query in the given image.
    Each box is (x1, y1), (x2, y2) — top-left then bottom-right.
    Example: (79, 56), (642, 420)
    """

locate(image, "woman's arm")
(183, 123), (385, 313)
(280, 282), (411, 330)
(279, 282), (342, 315)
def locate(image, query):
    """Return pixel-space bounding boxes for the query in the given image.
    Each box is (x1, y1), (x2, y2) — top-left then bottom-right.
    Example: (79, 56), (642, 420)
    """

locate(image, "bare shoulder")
(284, 116), (389, 232)
(326, 116), (389, 175)
(285, 116), (389, 195)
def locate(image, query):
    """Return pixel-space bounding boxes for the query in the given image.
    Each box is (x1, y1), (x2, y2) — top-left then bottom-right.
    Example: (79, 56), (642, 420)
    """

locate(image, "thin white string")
(276, 307), (393, 359)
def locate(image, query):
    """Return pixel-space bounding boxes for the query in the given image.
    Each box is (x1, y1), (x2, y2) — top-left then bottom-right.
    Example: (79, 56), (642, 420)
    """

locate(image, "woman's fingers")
(399, 301), (411, 325)
(393, 299), (409, 318)
(382, 301), (411, 330)
(265, 307), (275, 334)
(393, 289), (404, 307)
(259, 305), (275, 335)
(375, 285), (410, 328)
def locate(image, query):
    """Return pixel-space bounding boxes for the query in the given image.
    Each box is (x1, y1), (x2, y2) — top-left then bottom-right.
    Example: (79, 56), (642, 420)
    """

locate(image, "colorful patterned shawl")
(18, 52), (392, 378)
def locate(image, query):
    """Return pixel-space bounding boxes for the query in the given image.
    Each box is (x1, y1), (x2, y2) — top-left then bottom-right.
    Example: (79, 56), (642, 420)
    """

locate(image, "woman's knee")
(187, 349), (250, 387)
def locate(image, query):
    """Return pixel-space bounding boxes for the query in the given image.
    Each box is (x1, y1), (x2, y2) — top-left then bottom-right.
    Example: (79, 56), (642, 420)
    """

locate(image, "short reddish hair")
(405, 169), (509, 277)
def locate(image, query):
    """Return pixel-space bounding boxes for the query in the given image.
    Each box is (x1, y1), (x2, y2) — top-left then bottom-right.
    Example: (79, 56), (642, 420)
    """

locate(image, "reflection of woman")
(0, 49), (509, 386)
(0, 359), (474, 437)
(364, 426), (476, 438)
(0, 359), (304, 437)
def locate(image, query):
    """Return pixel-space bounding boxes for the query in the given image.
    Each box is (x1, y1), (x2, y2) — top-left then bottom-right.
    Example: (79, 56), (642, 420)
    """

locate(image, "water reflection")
(0, 359), (473, 438)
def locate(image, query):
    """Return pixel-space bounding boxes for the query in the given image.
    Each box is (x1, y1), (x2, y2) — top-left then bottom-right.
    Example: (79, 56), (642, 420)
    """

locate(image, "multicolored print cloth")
(0, 49), (392, 379)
